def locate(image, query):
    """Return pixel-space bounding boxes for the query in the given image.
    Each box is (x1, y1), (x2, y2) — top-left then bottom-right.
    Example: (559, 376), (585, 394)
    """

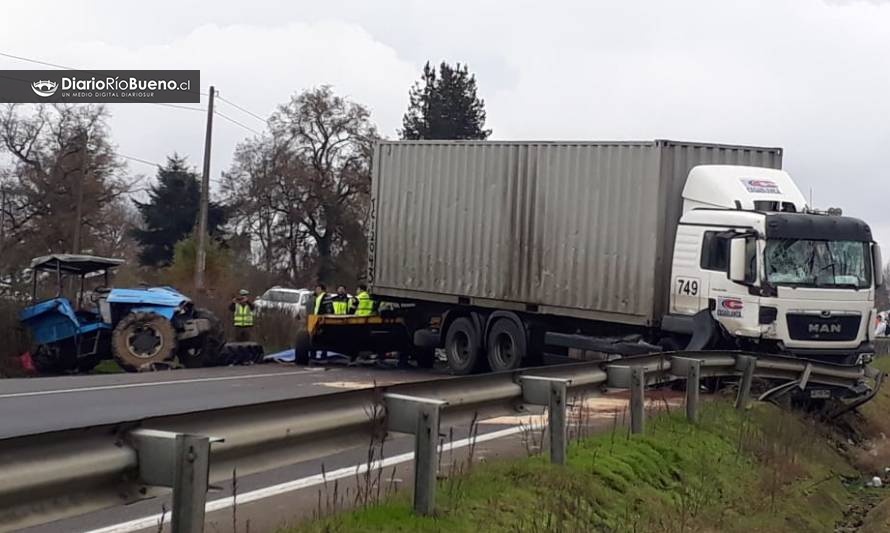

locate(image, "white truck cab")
(668, 165), (882, 363)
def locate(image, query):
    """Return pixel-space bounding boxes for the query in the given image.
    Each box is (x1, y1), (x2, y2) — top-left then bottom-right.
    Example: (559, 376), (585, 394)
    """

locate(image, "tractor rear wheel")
(32, 343), (76, 375)
(112, 312), (176, 372)
(178, 308), (226, 368)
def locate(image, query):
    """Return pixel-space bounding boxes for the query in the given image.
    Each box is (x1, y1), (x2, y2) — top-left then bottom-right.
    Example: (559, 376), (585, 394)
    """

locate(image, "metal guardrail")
(0, 351), (881, 532)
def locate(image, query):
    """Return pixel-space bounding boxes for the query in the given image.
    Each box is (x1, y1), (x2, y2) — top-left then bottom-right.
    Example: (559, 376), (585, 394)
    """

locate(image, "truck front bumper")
(778, 341), (874, 365)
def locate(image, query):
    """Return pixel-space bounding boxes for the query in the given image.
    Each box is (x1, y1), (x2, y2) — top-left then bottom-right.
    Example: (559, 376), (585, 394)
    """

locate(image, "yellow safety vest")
(314, 293), (327, 315)
(332, 298), (349, 315)
(234, 303), (255, 327)
(355, 291), (374, 316)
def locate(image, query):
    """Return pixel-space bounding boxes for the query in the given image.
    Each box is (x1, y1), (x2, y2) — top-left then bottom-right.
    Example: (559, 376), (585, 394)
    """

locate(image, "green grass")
(92, 359), (124, 374)
(288, 401), (858, 533)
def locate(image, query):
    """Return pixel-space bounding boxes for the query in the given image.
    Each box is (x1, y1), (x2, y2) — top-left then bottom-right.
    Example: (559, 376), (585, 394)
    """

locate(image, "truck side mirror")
(729, 238), (747, 283)
(875, 243), (884, 287)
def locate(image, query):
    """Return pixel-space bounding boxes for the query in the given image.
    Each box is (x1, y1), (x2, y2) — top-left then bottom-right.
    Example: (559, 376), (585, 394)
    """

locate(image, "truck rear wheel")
(112, 312), (176, 372)
(445, 317), (486, 374)
(486, 319), (527, 371)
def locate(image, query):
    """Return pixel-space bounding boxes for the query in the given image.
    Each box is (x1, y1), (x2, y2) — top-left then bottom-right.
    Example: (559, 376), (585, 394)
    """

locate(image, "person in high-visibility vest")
(229, 289), (255, 342)
(352, 284), (374, 316)
(312, 284), (332, 315)
(331, 285), (350, 315)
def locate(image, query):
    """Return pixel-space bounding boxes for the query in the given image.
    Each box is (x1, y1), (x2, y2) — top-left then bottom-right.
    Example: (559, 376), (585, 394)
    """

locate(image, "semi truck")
(297, 139), (883, 376)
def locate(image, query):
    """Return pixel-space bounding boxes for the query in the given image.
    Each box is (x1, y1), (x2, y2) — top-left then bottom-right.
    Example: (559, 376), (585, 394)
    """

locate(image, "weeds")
(156, 503), (167, 533)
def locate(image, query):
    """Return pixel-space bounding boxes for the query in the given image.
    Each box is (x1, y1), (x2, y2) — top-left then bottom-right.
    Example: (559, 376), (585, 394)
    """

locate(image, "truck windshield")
(764, 239), (871, 289)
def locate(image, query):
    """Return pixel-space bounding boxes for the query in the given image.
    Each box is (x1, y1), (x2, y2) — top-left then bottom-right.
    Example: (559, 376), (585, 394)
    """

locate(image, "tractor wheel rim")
(449, 331), (471, 365)
(493, 332), (516, 368)
(126, 325), (163, 358)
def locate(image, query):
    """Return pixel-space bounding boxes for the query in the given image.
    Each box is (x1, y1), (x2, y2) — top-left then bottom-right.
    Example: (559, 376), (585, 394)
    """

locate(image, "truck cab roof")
(682, 165), (807, 213)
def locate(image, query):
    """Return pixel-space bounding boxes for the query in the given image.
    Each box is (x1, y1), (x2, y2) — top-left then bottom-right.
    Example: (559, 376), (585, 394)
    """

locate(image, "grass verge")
(288, 398), (864, 533)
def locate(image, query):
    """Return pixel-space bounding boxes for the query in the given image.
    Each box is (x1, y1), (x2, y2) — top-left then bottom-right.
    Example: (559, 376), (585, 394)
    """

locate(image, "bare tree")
(0, 103), (136, 275)
(224, 87), (378, 283)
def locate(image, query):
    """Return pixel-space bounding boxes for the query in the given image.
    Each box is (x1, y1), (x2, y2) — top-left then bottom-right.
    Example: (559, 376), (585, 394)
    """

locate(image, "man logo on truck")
(808, 323), (842, 334)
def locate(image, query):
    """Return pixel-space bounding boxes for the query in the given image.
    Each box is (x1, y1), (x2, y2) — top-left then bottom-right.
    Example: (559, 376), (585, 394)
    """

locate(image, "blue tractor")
(19, 254), (225, 373)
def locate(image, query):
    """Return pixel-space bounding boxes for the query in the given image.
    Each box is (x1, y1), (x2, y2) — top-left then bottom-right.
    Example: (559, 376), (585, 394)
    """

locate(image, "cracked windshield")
(765, 239), (871, 288)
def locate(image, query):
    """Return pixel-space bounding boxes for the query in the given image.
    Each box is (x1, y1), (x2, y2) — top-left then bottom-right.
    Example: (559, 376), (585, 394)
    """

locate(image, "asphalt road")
(0, 361), (442, 439)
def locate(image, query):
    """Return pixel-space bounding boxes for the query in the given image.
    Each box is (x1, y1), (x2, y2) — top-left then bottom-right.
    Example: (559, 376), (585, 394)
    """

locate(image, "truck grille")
(786, 314), (860, 341)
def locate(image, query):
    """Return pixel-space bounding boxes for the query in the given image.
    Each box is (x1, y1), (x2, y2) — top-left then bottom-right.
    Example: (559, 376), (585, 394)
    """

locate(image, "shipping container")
(369, 140), (782, 327)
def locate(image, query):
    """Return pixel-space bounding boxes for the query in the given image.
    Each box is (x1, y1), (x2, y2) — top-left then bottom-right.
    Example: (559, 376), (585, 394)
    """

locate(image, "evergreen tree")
(401, 61), (491, 140)
(131, 154), (226, 266)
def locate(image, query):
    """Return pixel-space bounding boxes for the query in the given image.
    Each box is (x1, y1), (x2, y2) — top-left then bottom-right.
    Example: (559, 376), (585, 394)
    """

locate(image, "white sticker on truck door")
(717, 296), (744, 318)
(675, 277), (699, 296)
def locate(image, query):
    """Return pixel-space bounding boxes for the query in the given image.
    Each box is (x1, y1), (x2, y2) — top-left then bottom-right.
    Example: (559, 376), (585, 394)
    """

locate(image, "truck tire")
(486, 318), (527, 371)
(294, 329), (311, 365)
(178, 308), (226, 368)
(445, 317), (486, 374)
(112, 312), (177, 372)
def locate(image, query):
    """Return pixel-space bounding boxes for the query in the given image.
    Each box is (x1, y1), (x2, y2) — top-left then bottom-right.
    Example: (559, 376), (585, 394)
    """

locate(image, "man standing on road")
(331, 285), (350, 315)
(229, 289), (255, 342)
(313, 284), (332, 315)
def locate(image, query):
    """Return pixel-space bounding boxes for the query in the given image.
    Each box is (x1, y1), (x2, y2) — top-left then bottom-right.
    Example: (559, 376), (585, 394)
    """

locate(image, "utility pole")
(194, 85), (215, 290)
(72, 130), (88, 254)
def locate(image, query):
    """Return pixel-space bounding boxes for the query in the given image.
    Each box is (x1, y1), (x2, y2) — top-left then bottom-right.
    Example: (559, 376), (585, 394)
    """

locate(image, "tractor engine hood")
(106, 287), (190, 307)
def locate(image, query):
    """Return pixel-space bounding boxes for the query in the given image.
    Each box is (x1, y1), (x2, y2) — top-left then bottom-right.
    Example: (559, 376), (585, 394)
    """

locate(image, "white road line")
(0, 370), (322, 399)
(84, 424), (532, 533)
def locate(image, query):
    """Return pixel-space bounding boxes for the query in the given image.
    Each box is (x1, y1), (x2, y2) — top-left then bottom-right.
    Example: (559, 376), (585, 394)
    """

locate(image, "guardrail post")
(129, 429), (223, 533)
(736, 355), (756, 410)
(520, 376), (571, 465)
(630, 367), (645, 434)
(686, 360), (701, 423)
(172, 434), (211, 533)
(384, 393), (448, 516)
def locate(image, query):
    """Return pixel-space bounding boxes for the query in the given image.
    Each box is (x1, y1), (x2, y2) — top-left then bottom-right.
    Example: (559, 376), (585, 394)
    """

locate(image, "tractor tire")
(32, 343), (75, 375)
(112, 312), (177, 372)
(294, 329), (311, 365)
(178, 308), (226, 368)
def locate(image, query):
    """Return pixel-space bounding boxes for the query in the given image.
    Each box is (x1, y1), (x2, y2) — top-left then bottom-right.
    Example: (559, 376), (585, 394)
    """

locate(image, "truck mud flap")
(686, 309), (718, 351)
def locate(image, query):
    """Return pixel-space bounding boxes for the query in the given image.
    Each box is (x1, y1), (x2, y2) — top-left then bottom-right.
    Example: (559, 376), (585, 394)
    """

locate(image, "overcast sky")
(1, 0), (889, 248)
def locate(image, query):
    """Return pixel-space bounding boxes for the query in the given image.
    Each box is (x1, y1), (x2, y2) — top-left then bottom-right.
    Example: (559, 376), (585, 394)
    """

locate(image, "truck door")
(708, 234), (760, 337)
(670, 225), (708, 314)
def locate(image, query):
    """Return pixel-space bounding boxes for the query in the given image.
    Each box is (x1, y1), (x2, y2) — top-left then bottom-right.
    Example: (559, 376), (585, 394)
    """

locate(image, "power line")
(148, 102), (207, 113)
(215, 94), (267, 124)
(120, 154), (162, 168)
(214, 109), (262, 136)
(0, 50), (70, 71)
